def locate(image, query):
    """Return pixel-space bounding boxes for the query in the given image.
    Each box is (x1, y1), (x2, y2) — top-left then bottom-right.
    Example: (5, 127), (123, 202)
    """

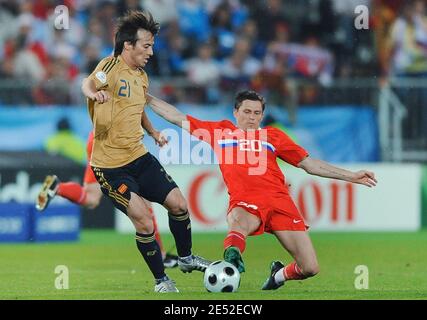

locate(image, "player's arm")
(140, 111), (167, 146)
(146, 93), (189, 131)
(81, 77), (110, 104)
(298, 157), (377, 187)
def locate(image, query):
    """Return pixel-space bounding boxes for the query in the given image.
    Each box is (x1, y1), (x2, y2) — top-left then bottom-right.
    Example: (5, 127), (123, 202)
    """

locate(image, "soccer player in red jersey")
(147, 90), (377, 290)
(36, 130), (179, 268)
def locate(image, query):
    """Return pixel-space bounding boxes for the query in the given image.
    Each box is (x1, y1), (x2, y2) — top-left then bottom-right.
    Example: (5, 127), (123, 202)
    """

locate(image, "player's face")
(233, 100), (264, 130)
(128, 29), (154, 68)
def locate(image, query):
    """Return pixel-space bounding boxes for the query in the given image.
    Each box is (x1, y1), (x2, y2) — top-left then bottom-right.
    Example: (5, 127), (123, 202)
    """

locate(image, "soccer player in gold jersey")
(81, 11), (210, 293)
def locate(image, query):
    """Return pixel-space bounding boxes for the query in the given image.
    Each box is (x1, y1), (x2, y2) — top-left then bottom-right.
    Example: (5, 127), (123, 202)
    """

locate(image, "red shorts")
(83, 131), (97, 184)
(228, 195), (308, 235)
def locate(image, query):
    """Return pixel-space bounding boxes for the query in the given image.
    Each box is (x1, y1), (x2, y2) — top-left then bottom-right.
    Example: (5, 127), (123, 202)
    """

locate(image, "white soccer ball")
(203, 260), (241, 293)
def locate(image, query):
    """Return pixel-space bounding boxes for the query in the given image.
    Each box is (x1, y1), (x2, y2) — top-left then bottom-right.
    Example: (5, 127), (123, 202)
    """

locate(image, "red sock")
(149, 207), (164, 254)
(223, 231), (246, 253)
(283, 261), (307, 280)
(57, 182), (87, 205)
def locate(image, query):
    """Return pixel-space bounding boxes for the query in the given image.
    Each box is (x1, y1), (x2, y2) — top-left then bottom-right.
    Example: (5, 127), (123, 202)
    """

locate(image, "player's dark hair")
(234, 90), (266, 111)
(114, 10), (160, 57)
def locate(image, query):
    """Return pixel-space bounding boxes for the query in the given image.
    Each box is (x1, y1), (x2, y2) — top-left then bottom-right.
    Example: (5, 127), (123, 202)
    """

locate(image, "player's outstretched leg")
(223, 246), (245, 273)
(261, 260), (311, 290)
(224, 208), (261, 273)
(261, 261), (285, 290)
(36, 175), (60, 211)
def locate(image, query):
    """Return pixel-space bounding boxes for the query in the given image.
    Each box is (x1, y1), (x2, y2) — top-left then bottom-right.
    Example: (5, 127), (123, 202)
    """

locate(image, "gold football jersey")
(87, 55), (149, 168)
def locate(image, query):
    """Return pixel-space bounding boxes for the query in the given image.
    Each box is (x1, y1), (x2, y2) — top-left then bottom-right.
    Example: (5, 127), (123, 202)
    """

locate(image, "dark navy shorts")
(92, 153), (178, 214)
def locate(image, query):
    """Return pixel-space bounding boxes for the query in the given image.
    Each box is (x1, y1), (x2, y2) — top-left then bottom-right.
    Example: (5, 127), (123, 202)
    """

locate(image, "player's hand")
(351, 170), (377, 187)
(150, 130), (168, 147)
(91, 90), (110, 104)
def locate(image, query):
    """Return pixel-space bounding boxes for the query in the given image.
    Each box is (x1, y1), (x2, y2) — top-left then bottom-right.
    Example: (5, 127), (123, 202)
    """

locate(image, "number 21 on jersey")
(118, 79), (131, 97)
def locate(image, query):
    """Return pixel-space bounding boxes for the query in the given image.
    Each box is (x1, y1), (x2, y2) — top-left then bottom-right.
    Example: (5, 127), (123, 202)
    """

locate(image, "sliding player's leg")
(262, 230), (319, 290)
(223, 206), (262, 273)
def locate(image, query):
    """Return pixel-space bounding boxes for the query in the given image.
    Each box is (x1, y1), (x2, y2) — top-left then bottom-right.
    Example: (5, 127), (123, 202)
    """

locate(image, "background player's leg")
(127, 192), (167, 283)
(36, 175), (91, 211)
(82, 182), (102, 209)
(273, 230), (319, 281)
(57, 181), (87, 205)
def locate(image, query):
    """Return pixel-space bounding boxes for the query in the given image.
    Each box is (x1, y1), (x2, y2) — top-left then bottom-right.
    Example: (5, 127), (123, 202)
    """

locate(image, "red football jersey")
(187, 115), (308, 202)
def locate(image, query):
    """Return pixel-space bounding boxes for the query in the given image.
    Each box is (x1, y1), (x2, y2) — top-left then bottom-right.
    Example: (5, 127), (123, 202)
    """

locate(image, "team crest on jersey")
(118, 183), (128, 194)
(95, 71), (107, 84)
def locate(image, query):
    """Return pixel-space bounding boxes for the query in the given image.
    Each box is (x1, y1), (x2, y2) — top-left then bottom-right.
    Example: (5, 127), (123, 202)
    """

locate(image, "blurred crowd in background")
(0, 0), (427, 106)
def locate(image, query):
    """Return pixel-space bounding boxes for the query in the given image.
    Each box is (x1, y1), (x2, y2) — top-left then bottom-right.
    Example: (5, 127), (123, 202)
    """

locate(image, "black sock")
(135, 232), (166, 280)
(168, 211), (192, 257)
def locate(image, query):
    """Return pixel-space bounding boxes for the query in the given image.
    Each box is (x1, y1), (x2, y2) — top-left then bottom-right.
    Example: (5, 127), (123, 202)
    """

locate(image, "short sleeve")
(186, 115), (218, 133)
(186, 115), (226, 145)
(88, 57), (119, 90)
(275, 129), (308, 167)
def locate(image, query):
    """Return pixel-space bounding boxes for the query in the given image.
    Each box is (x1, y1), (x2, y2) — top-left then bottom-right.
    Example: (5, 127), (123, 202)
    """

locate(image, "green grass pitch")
(1, 230), (426, 300)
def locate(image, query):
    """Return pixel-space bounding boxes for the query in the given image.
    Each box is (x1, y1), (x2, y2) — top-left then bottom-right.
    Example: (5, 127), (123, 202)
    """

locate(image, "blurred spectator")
(164, 25), (189, 76)
(84, 17), (109, 58)
(13, 32), (45, 84)
(185, 42), (220, 103)
(263, 31), (334, 86)
(250, 0), (288, 43)
(0, 0), (381, 106)
(117, 0), (143, 16)
(177, 0), (210, 42)
(210, 2), (235, 58)
(373, 0), (404, 79)
(253, 23), (291, 110)
(35, 55), (77, 105)
(45, 28), (78, 64)
(385, 0), (427, 146)
(44, 117), (86, 164)
(142, 0), (178, 25)
(237, 18), (264, 59)
(220, 37), (261, 92)
(0, 2), (19, 51)
(385, 0), (427, 77)
(93, 0), (117, 54)
(31, 0), (55, 20)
